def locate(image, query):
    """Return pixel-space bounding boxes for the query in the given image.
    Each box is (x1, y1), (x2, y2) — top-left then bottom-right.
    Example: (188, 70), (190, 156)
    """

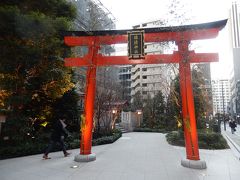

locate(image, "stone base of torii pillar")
(181, 159), (207, 169)
(74, 153), (96, 162)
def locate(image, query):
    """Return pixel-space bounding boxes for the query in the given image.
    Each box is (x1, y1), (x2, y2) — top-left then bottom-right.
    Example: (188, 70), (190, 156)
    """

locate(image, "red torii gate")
(64, 19), (227, 168)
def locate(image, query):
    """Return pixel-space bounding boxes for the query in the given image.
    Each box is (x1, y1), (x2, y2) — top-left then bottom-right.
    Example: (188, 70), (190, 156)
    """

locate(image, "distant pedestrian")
(229, 119), (237, 134)
(43, 117), (71, 159)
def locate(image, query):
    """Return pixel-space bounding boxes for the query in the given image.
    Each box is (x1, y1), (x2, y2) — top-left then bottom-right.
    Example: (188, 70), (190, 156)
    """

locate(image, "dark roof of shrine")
(103, 100), (129, 107)
(63, 19), (227, 36)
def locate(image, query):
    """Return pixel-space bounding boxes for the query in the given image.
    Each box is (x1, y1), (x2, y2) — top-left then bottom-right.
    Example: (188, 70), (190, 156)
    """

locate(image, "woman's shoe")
(64, 152), (71, 157)
(43, 154), (51, 159)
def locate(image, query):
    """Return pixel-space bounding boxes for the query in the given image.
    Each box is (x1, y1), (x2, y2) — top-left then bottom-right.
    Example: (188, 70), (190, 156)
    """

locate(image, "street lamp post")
(221, 81), (226, 131)
(136, 110), (142, 127)
(0, 114), (6, 136)
(237, 115), (240, 125)
(111, 108), (117, 129)
(217, 113), (221, 133)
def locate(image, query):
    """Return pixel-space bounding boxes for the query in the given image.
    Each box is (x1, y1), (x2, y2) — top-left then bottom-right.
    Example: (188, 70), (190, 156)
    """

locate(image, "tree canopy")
(166, 66), (211, 130)
(0, 1), (79, 140)
(143, 91), (166, 129)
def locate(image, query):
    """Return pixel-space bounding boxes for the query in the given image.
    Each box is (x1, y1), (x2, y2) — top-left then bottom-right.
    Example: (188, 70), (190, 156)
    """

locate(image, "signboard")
(0, 115), (6, 123)
(128, 31), (144, 59)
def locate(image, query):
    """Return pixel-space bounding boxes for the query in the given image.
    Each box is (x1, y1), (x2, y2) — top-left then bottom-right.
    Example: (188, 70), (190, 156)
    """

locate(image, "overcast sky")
(100, 0), (232, 29)
(100, 0), (237, 79)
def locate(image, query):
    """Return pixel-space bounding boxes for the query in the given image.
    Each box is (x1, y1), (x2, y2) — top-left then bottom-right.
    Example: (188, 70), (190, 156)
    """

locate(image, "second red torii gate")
(64, 19), (227, 168)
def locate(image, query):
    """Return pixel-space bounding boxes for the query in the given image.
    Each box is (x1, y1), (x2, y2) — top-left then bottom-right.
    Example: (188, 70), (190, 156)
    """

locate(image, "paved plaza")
(1, 132), (240, 180)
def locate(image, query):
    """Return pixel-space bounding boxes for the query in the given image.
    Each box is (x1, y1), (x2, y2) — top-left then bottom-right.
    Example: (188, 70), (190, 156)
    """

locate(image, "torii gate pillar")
(74, 42), (98, 162)
(177, 40), (206, 169)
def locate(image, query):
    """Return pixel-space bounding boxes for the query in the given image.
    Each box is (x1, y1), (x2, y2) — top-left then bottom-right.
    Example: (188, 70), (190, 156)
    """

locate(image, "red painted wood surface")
(64, 52), (218, 67)
(79, 44), (98, 155)
(178, 41), (200, 160)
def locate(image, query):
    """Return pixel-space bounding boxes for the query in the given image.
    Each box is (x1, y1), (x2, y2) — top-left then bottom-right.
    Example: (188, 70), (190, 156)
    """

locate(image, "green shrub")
(0, 130), (122, 160)
(68, 139), (80, 149)
(134, 128), (169, 133)
(93, 130), (122, 146)
(0, 141), (46, 159)
(166, 131), (185, 146)
(166, 130), (229, 149)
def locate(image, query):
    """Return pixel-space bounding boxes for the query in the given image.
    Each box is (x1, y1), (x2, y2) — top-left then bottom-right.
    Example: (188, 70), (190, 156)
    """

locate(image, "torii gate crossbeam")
(64, 19), (227, 169)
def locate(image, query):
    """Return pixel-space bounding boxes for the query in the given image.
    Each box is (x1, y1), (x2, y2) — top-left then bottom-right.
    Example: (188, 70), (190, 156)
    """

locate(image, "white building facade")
(131, 64), (173, 100)
(229, 1), (240, 116)
(131, 20), (175, 101)
(212, 79), (231, 115)
(118, 65), (132, 102)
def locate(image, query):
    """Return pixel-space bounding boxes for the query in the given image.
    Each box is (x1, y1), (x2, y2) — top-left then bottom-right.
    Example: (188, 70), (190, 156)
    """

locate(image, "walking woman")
(43, 117), (70, 159)
(229, 119), (237, 134)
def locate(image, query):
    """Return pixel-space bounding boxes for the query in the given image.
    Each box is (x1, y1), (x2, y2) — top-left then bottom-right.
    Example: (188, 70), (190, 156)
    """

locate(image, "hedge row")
(134, 128), (169, 133)
(68, 130), (122, 148)
(0, 131), (122, 160)
(166, 131), (229, 149)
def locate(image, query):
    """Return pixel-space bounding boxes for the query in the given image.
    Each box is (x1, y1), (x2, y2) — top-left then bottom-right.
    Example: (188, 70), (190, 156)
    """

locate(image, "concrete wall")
(120, 111), (142, 131)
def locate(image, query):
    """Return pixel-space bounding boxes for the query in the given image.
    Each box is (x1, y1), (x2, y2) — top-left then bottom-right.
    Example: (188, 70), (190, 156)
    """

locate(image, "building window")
(142, 68), (147, 71)
(143, 76), (147, 79)
(142, 83), (147, 87)
(133, 25), (140, 29)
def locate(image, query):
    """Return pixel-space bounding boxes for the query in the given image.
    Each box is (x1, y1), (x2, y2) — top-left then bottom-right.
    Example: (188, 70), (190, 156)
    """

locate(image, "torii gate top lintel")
(64, 19), (227, 67)
(64, 19), (227, 37)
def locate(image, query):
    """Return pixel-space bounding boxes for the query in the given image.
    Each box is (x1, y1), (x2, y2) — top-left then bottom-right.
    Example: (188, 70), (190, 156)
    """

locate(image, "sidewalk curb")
(222, 131), (240, 160)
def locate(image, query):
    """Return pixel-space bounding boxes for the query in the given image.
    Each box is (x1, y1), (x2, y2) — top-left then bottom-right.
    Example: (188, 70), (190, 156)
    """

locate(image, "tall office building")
(131, 64), (173, 100)
(117, 20), (168, 102)
(229, 1), (240, 116)
(130, 20), (175, 102)
(196, 63), (213, 115)
(67, 0), (119, 113)
(69, 0), (116, 31)
(212, 79), (231, 115)
(69, 0), (116, 61)
(118, 65), (132, 102)
(129, 20), (212, 103)
(230, 1), (240, 48)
